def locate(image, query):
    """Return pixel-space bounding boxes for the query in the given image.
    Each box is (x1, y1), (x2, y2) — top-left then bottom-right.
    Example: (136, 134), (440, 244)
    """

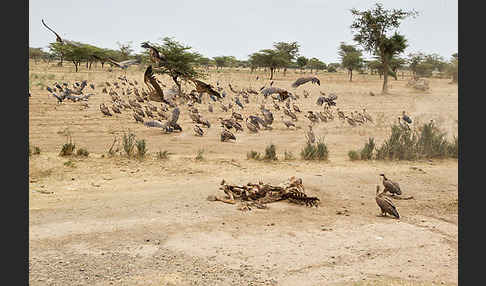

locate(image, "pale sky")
(29, 0), (457, 63)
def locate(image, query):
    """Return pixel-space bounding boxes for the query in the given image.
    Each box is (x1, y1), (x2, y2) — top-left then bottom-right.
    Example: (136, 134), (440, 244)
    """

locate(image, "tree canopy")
(350, 3), (418, 93)
(338, 42), (364, 81)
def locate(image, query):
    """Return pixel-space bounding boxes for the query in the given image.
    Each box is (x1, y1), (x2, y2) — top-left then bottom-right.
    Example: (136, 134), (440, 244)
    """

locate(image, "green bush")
(195, 149), (205, 161)
(263, 144), (278, 161)
(360, 138), (375, 160)
(284, 151), (295, 161)
(376, 122), (457, 160)
(122, 131), (136, 157)
(348, 150), (360, 161)
(157, 150), (170, 160)
(136, 139), (147, 158)
(301, 138), (329, 161)
(247, 150), (261, 160)
(76, 148), (89, 157)
(59, 136), (76, 156)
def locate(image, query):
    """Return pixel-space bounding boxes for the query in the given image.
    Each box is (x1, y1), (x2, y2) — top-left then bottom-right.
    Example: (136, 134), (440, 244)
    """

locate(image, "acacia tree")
(273, 41), (300, 76)
(350, 3), (418, 94)
(117, 41), (134, 60)
(249, 49), (287, 80)
(296, 56), (308, 72)
(307, 58), (326, 74)
(143, 37), (206, 94)
(448, 53), (458, 83)
(338, 42), (364, 81)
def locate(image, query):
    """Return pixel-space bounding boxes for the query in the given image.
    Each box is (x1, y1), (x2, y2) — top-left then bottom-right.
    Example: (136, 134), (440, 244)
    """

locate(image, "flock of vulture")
(36, 19), (417, 219)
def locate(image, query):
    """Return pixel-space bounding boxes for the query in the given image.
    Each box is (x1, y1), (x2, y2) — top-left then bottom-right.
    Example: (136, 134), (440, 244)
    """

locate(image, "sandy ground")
(29, 62), (458, 285)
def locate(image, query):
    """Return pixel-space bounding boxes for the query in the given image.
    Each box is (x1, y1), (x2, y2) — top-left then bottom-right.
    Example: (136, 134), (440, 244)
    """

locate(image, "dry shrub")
(263, 144), (278, 161)
(122, 131), (136, 157)
(247, 150), (261, 160)
(348, 150), (360, 161)
(135, 139), (147, 158)
(301, 138), (329, 161)
(157, 150), (170, 160)
(76, 148), (89, 157)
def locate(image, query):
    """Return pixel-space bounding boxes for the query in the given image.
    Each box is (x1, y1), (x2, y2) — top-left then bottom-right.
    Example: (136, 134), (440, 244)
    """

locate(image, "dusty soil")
(29, 62), (458, 285)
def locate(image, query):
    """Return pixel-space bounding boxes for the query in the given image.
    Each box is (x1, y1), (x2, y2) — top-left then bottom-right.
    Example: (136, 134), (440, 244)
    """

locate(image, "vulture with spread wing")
(41, 19), (81, 47)
(141, 42), (167, 65)
(143, 66), (172, 105)
(190, 79), (222, 99)
(291, 76), (320, 88)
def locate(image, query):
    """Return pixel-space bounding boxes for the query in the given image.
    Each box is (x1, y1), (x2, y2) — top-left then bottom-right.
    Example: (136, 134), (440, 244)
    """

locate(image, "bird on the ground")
(291, 76), (320, 88)
(111, 105), (121, 114)
(402, 111), (412, 124)
(363, 108), (373, 123)
(379, 174), (402, 195)
(221, 128), (236, 142)
(306, 111), (320, 124)
(235, 96), (244, 109)
(246, 118), (259, 133)
(260, 105), (274, 125)
(208, 104), (213, 113)
(100, 103), (112, 116)
(261, 87), (291, 101)
(281, 116), (296, 129)
(90, 83), (95, 90)
(194, 125), (204, 136)
(305, 125), (316, 144)
(232, 111), (244, 122)
(284, 108), (298, 121)
(292, 104), (301, 113)
(346, 116), (357, 127)
(375, 185), (400, 219)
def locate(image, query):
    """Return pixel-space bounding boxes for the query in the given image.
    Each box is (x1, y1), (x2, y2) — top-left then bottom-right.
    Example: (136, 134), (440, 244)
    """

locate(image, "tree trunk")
(349, 69), (353, 82)
(283, 67), (287, 77)
(172, 76), (181, 95)
(86, 61), (89, 68)
(101, 62), (105, 69)
(270, 68), (274, 80)
(382, 58), (389, 94)
(89, 61), (93, 70)
(73, 61), (79, 72)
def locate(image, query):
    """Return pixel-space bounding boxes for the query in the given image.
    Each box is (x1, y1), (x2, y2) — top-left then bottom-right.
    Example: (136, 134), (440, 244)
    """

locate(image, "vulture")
(284, 108), (298, 121)
(235, 97), (244, 109)
(305, 125), (316, 144)
(375, 186), (400, 219)
(100, 103), (112, 116)
(402, 111), (412, 124)
(261, 87), (291, 101)
(232, 111), (244, 122)
(291, 76), (320, 88)
(143, 66), (171, 105)
(168, 107), (180, 127)
(144, 120), (165, 128)
(106, 58), (141, 69)
(380, 174), (402, 195)
(281, 116), (296, 129)
(190, 79), (222, 99)
(141, 42), (167, 65)
(221, 129), (236, 142)
(246, 118), (259, 133)
(228, 83), (239, 93)
(306, 111), (320, 124)
(41, 19), (81, 47)
(248, 115), (267, 130)
(51, 93), (64, 103)
(194, 125), (204, 136)
(260, 106), (274, 125)
(292, 104), (301, 113)
(346, 116), (357, 127)
(208, 104), (214, 113)
(90, 83), (95, 90)
(363, 108), (373, 123)
(111, 105), (121, 114)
